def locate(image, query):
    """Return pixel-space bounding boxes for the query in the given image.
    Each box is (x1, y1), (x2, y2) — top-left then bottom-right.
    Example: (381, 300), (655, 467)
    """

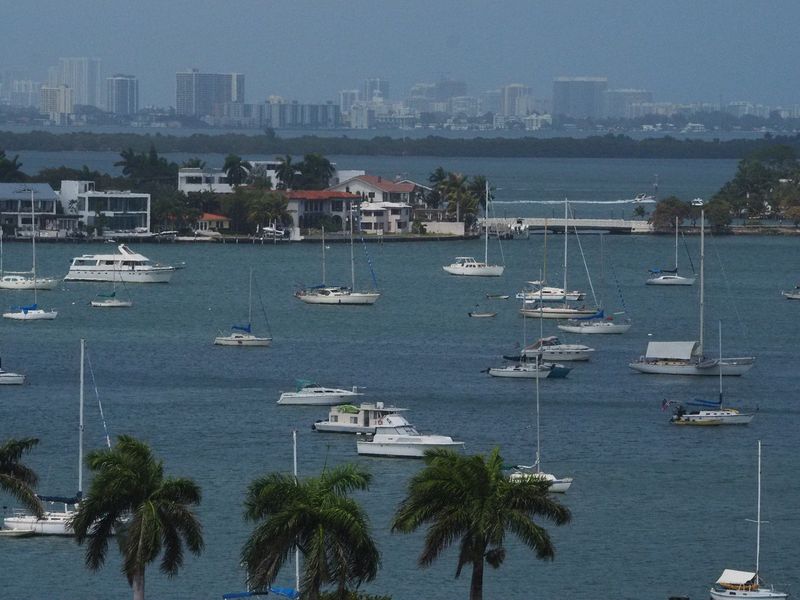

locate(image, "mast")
(562, 199), (568, 306)
(321, 226), (326, 286)
(484, 180), (489, 265)
(718, 321), (723, 405)
(79, 339), (85, 496)
(699, 204), (705, 357)
(674, 216), (679, 271)
(292, 429), (300, 591)
(30, 189), (37, 303)
(247, 268), (253, 326)
(756, 439), (762, 577)
(349, 202), (356, 290)
(535, 354), (541, 474)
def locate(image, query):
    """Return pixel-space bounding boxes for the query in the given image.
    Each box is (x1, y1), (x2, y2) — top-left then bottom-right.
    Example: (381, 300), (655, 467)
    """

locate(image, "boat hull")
(520, 306), (599, 319)
(296, 292), (380, 305)
(672, 411), (754, 425)
(782, 290), (800, 300)
(3, 309), (57, 320)
(629, 357), (755, 376)
(356, 440), (464, 457)
(710, 587), (787, 599)
(90, 299), (133, 308)
(509, 472), (573, 493)
(522, 347), (594, 361)
(2, 512), (73, 536)
(646, 275), (695, 285)
(313, 423), (374, 434)
(214, 334), (272, 347)
(278, 392), (362, 406)
(0, 372), (25, 385)
(64, 268), (174, 283)
(442, 265), (504, 277)
(557, 322), (631, 334)
(468, 312), (497, 318)
(0, 277), (59, 290)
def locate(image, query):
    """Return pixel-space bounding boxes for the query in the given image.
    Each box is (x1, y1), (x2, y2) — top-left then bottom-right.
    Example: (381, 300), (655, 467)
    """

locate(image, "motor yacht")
(356, 414), (463, 457)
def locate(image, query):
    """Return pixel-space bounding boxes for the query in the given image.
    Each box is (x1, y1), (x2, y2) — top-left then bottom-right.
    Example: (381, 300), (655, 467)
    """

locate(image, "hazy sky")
(3, 0), (798, 108)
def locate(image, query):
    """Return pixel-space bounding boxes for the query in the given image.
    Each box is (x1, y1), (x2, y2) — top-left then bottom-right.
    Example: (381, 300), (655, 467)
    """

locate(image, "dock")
(482, 217), (653, 234)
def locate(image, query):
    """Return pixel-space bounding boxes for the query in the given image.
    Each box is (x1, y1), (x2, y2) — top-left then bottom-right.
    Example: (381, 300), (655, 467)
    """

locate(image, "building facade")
(39, 85), (74, 123)
(59, 181), (150, 233)
(552, 77), (608, 119)
(363, 78), (389, 102)
(176, 70), (245, 117)
(107, 75), (139, 115)
(57, 57), (102, 108)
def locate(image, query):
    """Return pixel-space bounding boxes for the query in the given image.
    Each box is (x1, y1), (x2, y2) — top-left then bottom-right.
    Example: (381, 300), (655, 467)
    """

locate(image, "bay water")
(1, 155), (799, 599)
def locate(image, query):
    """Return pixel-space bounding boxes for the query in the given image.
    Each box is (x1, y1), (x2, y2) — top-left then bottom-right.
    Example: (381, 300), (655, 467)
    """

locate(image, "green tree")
(248, 191), (291, 232)
(151, 190), (199, 233)
(223, 154), (252, 187)
(296, 153), (335, 190)
(468, 175), (491, 211)
(242, 463), (380, 600)
(275, 154), (296, 190)
(0, 437), (44, 518)
(0, 150), (27, 182)
(704, 198), (732, 232)
(392, 448), (571, 600)
(114, 146), (178, 185)
(632, 204), (646, 219)
(784, 205), (800, 226)
(426, 166), (448, 208)
(219, 187), (253, 233)
(71, 435), (203, 600)
(650, 196), (691, 231)
(181, 157), (206, 169)
(441, 172), (479, 227)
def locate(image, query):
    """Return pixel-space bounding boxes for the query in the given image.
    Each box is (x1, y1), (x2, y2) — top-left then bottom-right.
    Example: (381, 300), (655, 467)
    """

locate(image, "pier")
(482, 217), (653, 234)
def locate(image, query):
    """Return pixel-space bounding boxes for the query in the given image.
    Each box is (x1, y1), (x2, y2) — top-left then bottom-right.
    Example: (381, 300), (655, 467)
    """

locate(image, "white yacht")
(356, 414), (463, 457)
(90, 293), (133, 308)
(646, 217), (696, 286)
(781, 287), (800, 300)
(277, 381), (363, 406)
(516, 336), (594, 361)
(0, 360), (25, 385)
(313, 402), (407, 434)
(295, 285), (380, 305)
(0, 273), (59, 290)
(557, 311), (632, 334)
(487, 362), (571, 379)
(64, 244), (175, 283)
(3, 303), (57, 321)
(442, 256), (504, 277)
(515, 281), (585, 303)
(215, 269), (272, 346)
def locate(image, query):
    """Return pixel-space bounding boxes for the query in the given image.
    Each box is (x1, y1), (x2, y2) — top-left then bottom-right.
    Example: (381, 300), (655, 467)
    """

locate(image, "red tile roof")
(199, 212), (230, 221)
(350, 175), (416, 193)
(286, 190), (360, 201)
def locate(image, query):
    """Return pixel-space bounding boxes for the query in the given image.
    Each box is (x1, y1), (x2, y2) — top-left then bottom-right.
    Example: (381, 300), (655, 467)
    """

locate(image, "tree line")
(0, 436), (570, 600)
(2, 129), (800, 158)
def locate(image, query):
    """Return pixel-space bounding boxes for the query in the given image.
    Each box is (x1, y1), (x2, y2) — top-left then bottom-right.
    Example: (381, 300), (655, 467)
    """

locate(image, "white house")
(59, 180), (150, 233)
(0, 183), (63, 233)
(359, 201), (411, 234)
(179, 164), (364, 194)
(329, 174), (420, 204)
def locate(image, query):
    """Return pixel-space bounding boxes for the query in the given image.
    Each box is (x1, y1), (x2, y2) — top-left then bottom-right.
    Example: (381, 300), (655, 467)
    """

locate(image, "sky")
(2, 0), (798, 108)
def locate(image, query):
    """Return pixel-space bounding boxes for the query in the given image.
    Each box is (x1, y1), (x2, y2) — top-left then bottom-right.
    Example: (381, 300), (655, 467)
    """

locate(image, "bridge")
(481, 217), (652, 235)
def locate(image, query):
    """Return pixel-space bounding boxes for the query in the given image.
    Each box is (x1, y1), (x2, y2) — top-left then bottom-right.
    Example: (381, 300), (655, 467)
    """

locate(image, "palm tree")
(0, 150), (27, 182)
(468, 175), (491, 211)
(441, 173), (479, 226)
(248, 191), (291, 232)
(297, 153), (335, 190)
(0, 437), (44, 518)
(392, 448), (571, 600)
(71, 435), (204, 600)
(242, 463), (380, 600)
(223, 154), (252, 187)
(275, 154), (296, 190)
(181, 157), (206, 169)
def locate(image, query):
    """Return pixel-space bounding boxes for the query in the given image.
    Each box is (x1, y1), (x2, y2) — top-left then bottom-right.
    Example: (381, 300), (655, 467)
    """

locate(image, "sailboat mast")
(484, 181), (489, 265)
(292, 429), (300, 591)
(699, 206), (705, 356)
(321, 226), (326, 285)
(718, 321), (723, 404)
(79, 339), (85, 496)
(756, 439), (761, 576)
(248, 268), (253, 325)
(563, 199), (568, 305)
(674, 216), (679, 271)
(349, 202), (356, 290)
(535, 355), (541, 474)
(30, 189), (37, 303)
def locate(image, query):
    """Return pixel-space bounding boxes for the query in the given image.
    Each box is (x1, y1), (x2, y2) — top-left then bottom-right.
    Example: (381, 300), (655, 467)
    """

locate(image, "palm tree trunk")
(469, 559), (484, 600)
(132, 568), (145, 600)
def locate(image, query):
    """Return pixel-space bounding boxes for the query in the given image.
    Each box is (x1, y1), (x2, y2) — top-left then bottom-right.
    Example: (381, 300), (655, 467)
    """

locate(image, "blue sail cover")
(648, 268), (678, 274)
(231, 323), (252, 333)
(14, 303), (38, 313)
(687, 398), (723, 408)
(575, 310), (604, 321)
(38, 492), (81, 503)
(221, 587), (297, 599)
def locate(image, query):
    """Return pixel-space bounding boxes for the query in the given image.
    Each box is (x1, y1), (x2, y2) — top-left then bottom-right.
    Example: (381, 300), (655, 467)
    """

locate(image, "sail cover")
(575, 310), (604, 321)
(648, 268), (678, 274)
(644, 341), (699, 360)
(716, 570), (756, 585)
(231, 323), (252, 333)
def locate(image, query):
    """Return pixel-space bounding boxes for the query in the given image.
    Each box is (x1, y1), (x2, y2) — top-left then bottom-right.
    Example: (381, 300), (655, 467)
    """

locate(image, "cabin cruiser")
(313, 402), (407, 434)
(356, 414), (463, 457)
(505, 336), (594, 362)
(487, 362), (571, 379)
(277, 381), (363, 405)
(442, 256), (504, 277)
(64, 244), (176, 283)
(294, 286), (379, 305)
(515, 281), (585, 303)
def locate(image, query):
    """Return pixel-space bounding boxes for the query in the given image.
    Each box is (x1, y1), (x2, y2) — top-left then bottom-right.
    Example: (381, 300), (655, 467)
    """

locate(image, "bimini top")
(716, 569), (757, 585)
(645, 341), (699, 360)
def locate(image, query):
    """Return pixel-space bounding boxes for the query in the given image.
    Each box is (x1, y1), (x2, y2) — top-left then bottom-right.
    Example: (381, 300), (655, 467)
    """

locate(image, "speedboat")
(513, 336), (594, 361)
(515, 281), (584, 302)
(313, 402), (408, 434)
(294, 286), (380, 305)
(355, 414), (463, 457)
(442, 256), (504, 277)
(64, 244), (175, 283)
(781, 287), (800, 300)
(277, 381), (363, 406)
(487, 362), (571, 379)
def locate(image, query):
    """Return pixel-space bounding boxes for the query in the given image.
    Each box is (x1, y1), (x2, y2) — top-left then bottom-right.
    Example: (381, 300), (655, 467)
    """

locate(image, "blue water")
(2, 157), (799, 600)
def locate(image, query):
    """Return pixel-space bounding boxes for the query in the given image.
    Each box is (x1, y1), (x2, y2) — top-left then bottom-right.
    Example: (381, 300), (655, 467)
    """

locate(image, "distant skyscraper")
(603, 89), (653, 118)
(363, 78), (389, 103)
(339, 89), (359, 114)
(107, 75), (139, 115)
(40, 85), (74, 122)
(552, 77), (608, 119)
(176, 70), (245, 117)
(434, 79), (467, 101)
(501, 84), (531, 116)
(58, 58), (102, 108)
(9, 80), (40, 108)
(482, 89), (502, 115)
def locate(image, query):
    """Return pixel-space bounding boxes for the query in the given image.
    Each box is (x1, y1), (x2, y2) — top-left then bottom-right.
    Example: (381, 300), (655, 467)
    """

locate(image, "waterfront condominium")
(176, 69), (245, 117)
(106, 75), (139, 115)
(552, 76), (608, 119)
(57, 57), (103, 108)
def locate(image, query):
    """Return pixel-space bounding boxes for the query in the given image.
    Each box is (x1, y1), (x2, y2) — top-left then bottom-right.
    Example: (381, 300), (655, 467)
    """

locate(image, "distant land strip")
(2, 130), (799, 159)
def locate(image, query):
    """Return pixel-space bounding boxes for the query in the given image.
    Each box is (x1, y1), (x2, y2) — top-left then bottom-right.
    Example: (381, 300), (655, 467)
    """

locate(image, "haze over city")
(2, 0), (799, 107)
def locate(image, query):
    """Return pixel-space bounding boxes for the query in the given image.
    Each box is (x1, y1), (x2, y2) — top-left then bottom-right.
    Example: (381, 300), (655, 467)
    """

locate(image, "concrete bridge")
(481, 216), (653, 234)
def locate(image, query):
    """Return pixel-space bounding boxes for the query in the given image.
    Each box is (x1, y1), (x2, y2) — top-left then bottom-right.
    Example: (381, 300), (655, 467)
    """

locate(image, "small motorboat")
(356, 414), (463, 457)
(469, 311), (497, 318)
(781, 287), (800, 300)
(486, 293), (509, 300)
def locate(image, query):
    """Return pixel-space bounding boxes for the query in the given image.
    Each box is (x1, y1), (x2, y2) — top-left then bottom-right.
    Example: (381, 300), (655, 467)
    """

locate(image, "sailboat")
(646, 216), (696, 285)
(215, 268), (272, 346)
(90, 260), (132, 308)
(709, 441), (786, 599)
(508, 356), (573, 492)
(0, 357), (25, 385)
(0, 190), (59, 291)
(295, 208), (380, 305)
(516, 221), (584, 303)
(629, 201), (755, 376)
(668, 322), (755, 425)
(520, 199), (597, 319)
(2, 190), (57, 320)
(2, 339), (97, 535)
(443, 181), (504, 277)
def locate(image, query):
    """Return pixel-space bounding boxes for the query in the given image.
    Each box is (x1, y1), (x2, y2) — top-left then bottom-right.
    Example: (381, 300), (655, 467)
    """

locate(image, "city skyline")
(1, 0), (799, 109)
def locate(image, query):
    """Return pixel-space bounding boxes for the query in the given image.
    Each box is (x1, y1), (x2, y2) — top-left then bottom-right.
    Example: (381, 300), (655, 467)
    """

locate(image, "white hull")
(489, 366), (549, 379)
(64, 268), (173, 283)
(356, 440), (464, 457)
(468, 312), (497, 318)
(91, 299), (133, 308)
(523, 346), (594, 361)
(0, 371), (25, 385)
(214, 334), (272, 347)
(672, 410), (754, 425)
(557, 321), (631, 334)
(509, 471), (573, 493)
(278, 390), (362, 405)
(3, 511), (74, 536)
(629, 357), (755, 376)
(710, 589), (787, 600)
(520, 306), (598, 319)
(296, 291), (380, 305)
(781, 290), (800, 300)
(515, 292), (585, 302)
(3, 309), (57, 320)
(442, 264), (504, 277)
(646, 275), (695, 285)
(0, 276), (59, 290)
(314, 423), (373, 434)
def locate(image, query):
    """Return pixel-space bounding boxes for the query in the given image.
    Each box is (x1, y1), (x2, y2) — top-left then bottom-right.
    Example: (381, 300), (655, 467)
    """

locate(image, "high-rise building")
(481, 89), (502, 115)
(40, 85), (74, 122)
(434, 78), (467, 101)
(106, 75), (139, 115)
(57, 58), (102, 108)
(552, 77), (608, 119)
(8, 80), (40, 108)
(603, 89), (653, 118)
(175, 70), (245, 117)
(501, 84), (532, 117)
(338, 89), (359, 115)
(363, 78), (389, 103)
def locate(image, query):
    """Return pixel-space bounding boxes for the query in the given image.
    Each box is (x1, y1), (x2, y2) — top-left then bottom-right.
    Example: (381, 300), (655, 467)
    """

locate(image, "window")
(331, 200), (342, 212)
(349, 417), (358, 424)
(362, 222), (373, 230)
(367, 192), (375, 199)
(391, 209), (400, 215)
(186, 176), (202, 184)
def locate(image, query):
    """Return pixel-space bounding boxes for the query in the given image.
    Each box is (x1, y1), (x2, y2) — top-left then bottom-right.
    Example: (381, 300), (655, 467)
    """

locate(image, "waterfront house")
(59, 180), (151, 234)
(178, 167), (233, 195)
(196, 212), (231, 233)
(285, 190), (361, 240)
(0, 182), (65, 235)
